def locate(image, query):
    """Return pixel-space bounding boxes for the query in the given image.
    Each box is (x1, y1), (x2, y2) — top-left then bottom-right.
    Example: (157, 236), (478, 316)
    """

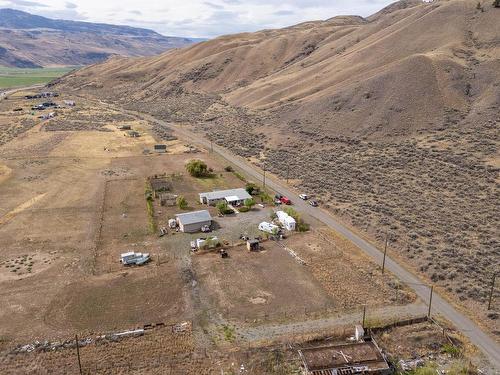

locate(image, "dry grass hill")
(57, 0), (499, 333)
(0, 8), (195, 68)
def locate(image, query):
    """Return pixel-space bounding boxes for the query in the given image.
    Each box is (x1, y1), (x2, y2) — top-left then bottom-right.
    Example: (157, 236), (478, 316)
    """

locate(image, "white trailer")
(120, 252), (150, 266)
(276, 211), (296, 231)
(258, 221), (280, 234)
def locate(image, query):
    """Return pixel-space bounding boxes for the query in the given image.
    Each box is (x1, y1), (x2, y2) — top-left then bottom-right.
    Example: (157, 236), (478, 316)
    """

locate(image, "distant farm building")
(199, 188), (251, 206)
(154, 144), (167, 153)
(298, 339), (391, 375)
(63, 100), (76, 107)
(176, 210), (212, 233)
(126, 130), (140, 138)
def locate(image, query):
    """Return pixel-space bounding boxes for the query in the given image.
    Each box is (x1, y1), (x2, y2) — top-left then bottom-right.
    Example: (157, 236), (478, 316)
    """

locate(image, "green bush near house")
(244, 198), (256, 209)
(216, 201), (233, 215)
(176, 195), (188, 209)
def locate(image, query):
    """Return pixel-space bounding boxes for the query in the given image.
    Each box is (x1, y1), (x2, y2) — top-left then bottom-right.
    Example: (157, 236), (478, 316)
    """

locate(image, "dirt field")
(0, 90), (485, 373)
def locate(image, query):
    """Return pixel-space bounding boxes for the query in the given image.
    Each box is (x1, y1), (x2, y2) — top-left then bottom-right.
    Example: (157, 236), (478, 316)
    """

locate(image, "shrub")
(176, 195), (188, 209)
(260, 191), (273, 203)
(224, 165), (234, 172)
(239, 206), (250, 212)
(186, 159), (210, 177)
(442, 343), (462, 358)
(245, 182), (260, 195)
(244, 198), (256, 209)
(233, 171), (246, 182)
(216, 201), (233, 215)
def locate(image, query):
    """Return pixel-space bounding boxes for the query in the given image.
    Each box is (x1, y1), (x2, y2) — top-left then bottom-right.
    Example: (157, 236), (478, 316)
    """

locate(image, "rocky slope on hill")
(0, 8), (195, 68)
(56, 0), (500, 334)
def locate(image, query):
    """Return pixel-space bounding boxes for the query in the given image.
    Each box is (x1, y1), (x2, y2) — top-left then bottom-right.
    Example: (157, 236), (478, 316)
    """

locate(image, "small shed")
(127, 130), (140, 138)
(176, 210), (212, 233)
(154, 144), (167, 153)
(247, 239), (260, 251)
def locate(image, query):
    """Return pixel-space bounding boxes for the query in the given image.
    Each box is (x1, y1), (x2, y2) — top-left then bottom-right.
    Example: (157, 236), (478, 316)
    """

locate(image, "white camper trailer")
(276, 211), (296, 231)
(258, 221), (280, 234)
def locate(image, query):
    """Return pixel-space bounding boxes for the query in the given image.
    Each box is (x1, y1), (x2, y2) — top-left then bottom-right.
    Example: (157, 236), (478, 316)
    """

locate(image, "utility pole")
(382, 230), (388, 274)
(362, 305), (366, 329)
(428, 285), (434, 318)
(488, 273), (497, 310)
(286, 164), (290, 184)
(210, 139), (213, 153)
(75, 334), (82, 375)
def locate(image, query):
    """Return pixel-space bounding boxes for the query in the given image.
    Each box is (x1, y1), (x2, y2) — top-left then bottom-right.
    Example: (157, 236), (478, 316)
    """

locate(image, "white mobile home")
(199, 188), (251, 206)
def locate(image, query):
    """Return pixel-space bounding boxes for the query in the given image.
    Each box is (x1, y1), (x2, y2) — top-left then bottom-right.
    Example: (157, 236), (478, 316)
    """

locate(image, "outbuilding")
(247, 239), (260, 251)
(176, 210), (212, 233)
(154, 144), (167, 153)
(199, 188), (251, 206)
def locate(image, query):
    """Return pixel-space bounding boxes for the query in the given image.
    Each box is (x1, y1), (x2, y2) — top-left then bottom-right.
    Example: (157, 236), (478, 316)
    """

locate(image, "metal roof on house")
(176, 210), (212, 225)
(199, 188), (251, 201)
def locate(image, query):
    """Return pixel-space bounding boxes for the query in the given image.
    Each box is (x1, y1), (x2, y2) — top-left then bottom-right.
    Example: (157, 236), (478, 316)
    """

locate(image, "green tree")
(495, 0), (500, 7)
(185, 159), (209, 177)
(245, 182), (260, 195)
(216, 201), (231, 214)
(176, 195), (188, 209)
(244, 198), (256, 209)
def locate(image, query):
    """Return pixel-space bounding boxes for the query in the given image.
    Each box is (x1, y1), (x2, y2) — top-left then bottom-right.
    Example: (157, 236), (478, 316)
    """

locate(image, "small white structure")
(258, 221), (280, 234)
(194, 236), (219, 250)
(120, 252), (150, 266)
(199, 188), (251, 206)
(276, 211), (296, 231)
(64, 100), (76, 107)
(355, 325), (365, 342)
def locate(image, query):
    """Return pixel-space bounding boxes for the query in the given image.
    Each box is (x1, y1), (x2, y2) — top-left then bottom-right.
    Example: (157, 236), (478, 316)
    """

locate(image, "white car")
(299, 194), (309, 200)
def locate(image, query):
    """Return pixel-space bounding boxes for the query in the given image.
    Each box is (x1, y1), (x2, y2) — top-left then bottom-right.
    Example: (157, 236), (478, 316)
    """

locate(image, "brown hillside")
(57, 0), (500, 336)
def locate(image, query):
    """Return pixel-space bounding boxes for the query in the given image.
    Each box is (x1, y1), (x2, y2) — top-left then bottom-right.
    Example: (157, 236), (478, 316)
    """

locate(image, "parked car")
(280, 196), (292, 205)
(309, 200), (319, 207)
(299, 194), (309, 200)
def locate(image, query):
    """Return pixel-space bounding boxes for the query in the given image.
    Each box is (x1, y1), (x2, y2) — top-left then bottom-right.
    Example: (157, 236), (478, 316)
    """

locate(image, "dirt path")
(239, 303), (428, 342)
(0, 192), (47, 226)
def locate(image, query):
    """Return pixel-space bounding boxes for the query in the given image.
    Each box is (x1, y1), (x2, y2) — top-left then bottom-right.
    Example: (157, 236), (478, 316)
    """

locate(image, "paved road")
(157, 122), (500, 370)
(0, 84), (44, 100)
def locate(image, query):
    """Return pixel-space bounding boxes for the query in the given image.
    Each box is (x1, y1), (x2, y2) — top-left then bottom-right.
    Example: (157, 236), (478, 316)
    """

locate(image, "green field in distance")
(0, 66), (76, 89)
